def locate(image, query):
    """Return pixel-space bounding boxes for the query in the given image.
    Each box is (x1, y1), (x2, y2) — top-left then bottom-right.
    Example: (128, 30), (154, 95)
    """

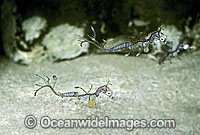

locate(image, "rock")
(1, 1), (45, 64)
(22, 16), (47, 43)
(162, 25), (182, 50)
(185, 18), (200, 50)
(192, 21), (200, 50)
(1, 0), (88, 64)
(1, 0), (18, 60)
(41, 23), (89, 60)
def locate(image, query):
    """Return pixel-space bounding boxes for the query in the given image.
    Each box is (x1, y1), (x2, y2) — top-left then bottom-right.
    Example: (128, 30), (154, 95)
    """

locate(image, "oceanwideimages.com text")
(24, 115), (176, 131)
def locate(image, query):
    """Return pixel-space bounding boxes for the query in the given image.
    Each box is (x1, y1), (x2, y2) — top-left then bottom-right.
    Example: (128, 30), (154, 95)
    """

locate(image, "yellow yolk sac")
(88, 99), (96, 108)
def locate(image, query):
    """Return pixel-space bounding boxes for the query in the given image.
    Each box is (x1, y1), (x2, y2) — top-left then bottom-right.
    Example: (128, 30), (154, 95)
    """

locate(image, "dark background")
(0, 0), (199, 56)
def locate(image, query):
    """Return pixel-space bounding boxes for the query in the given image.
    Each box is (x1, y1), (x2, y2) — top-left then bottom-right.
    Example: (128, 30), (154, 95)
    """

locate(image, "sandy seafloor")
(0, 52), (199, 135)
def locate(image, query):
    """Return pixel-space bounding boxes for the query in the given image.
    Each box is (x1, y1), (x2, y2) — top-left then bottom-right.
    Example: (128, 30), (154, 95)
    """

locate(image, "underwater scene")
(0, 0), (200, 134)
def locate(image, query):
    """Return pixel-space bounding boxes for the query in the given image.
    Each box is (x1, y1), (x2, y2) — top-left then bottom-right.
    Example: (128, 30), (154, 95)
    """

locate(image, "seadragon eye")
(144, 47), (149, 53)
(53, 75), (57, 80)
(106, 90), (112, 97)
(160, 37), (165, 42)
(160, 35), (166, 42)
